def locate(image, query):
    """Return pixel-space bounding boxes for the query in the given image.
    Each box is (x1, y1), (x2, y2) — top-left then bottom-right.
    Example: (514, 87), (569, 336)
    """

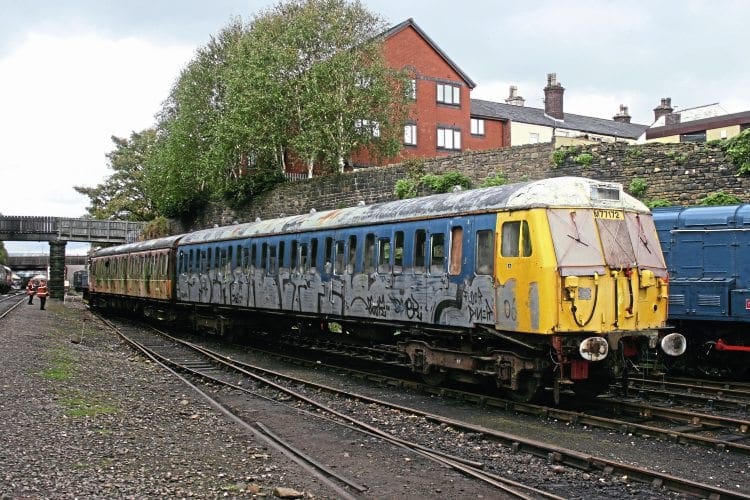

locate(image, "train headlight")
(660, 332), (687, 356)
(579, 337), (609, 361)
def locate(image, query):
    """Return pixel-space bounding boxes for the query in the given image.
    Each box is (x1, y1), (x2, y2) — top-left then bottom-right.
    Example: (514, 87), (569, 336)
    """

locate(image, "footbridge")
(1, 216), (147, 299)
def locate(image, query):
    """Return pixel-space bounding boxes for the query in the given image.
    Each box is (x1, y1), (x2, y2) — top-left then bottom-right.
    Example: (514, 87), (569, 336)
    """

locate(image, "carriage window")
(310, 239), (318, 270)
(300, 243), (308, 271)
(364, 234), (375, 273)
(325, 237), (334, 273)
(348, 235), (357, 273)
(243, 246), (250, 271)
(261, 243), (268, 270)
(291, 241), (298, 271)
(394, 231), (404, 274)
(189, 249), (194, 273)
(251, 243), (257, 269)
(378, 238), (391, 273)
(449, 227), (463, 275)
(414, 229), (426, 274)
(475, 230), (494, 275)
(269, 245), (278, 275)
(334, 240), (345, 275)
(501, 221), (532, 257)
(226, 246), (232, 272)
(207, 248), (213, 271)
(179, 250), (185, 273)
(431, 233), (445, 274)
(278, 241), (285, 269)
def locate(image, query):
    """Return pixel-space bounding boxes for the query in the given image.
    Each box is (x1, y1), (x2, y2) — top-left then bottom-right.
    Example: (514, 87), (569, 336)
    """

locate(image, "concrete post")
(49, 241), (66, 300)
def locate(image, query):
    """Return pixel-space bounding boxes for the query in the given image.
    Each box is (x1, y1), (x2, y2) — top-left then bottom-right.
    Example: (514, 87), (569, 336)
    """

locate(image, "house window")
(437, 127), (461, 151)
(470, 118), (485, 136)
(355, 119), (380, 138)
(680, 131), (706, 143)
(407, 79), (416, 100)
(404, 124), (417, 146)
(436, 83), (460, 105)
(529, 132), (539, 144)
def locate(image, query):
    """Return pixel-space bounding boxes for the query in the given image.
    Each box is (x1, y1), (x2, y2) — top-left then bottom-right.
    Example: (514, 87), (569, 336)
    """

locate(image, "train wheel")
(421, 368), (447, 386)
(694, 341), (730, 378)
(508, 372), (541, 403)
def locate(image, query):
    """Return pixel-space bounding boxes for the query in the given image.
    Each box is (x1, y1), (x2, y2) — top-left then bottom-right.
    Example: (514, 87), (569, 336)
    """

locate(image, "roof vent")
(255, 217), (261, 222)
(357, 200), (366, 206)
(310, 208), (316, 213)
(452, 185), (463, 192)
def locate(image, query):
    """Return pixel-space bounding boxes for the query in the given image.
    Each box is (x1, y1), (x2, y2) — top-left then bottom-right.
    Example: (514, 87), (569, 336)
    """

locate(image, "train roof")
(92, 234), (184, 258)
(652, 204), (750, 229)
(179, 176), (648, 245)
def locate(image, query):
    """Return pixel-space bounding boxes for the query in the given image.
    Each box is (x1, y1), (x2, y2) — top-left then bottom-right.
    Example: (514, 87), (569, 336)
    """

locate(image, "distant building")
(471, 74), (648, 147)
(644, 97), (750, 143)
(350, 18), (509, 167)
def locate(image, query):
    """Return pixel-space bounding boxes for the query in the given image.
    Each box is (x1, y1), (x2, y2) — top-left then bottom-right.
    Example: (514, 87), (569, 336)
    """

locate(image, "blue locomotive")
(653, 205), (750, 377)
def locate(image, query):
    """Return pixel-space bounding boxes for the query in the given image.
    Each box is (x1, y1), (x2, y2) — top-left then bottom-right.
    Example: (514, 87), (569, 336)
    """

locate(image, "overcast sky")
(2, 0), (749, 254)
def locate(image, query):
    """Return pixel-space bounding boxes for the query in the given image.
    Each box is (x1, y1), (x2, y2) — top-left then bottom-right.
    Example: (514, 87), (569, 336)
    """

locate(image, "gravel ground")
(0, 298), (333, 498)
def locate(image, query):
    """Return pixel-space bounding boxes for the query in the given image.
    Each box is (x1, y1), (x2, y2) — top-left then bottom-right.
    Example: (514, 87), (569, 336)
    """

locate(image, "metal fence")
(0, 216), (146, 243)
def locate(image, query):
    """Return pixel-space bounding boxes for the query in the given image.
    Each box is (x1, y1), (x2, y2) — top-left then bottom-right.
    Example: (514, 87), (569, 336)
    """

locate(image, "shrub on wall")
(721, 129), (750, 175)
(699, 191), (743, 206)
(629, 177), (648, 198)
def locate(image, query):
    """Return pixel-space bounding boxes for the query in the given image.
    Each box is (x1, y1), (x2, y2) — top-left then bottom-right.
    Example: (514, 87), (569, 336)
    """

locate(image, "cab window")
(501, 221), (532, 257)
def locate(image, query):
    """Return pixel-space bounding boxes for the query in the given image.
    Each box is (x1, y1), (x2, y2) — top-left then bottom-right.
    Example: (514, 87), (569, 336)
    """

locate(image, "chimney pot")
(543, 73), (565, 120)
(653, 97), (674, 122)
(613, 104), (631, 123)
(505, 85), (525, 106)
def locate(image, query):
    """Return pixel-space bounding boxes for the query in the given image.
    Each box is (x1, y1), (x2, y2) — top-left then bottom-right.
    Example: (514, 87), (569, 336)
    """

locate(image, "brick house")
(349, 18), (509, 168)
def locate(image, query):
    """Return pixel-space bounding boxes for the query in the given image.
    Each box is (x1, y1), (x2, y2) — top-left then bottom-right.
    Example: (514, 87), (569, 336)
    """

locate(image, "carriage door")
(494, 212), (538, 333)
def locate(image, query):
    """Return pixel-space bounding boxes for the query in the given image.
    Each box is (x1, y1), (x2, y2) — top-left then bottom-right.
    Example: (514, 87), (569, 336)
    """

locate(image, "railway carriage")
(653, 204), (750, 377)
(89, 177), (685, 401)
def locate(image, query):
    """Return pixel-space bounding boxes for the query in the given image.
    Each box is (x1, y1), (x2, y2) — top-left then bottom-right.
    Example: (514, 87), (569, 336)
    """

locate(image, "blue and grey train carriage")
(90, 177), (685, 400)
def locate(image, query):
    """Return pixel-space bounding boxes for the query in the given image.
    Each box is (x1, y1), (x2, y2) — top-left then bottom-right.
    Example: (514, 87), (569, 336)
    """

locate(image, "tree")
(145, 20), (245, 218)
(223, 0), (410, 177)
(75, 129), (158, 221)
(146, 0), (410, 217)
(0, 241), (7, 266)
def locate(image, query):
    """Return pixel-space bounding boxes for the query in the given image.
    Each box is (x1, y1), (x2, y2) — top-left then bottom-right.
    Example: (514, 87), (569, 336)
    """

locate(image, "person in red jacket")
(36, 280), (49, 310)
(26, 279), (36, 305)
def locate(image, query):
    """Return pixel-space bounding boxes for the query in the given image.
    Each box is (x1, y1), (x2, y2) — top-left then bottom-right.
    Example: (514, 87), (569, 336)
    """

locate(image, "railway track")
(621, 376), (750, 411)
(102, 315), (749, 499)
(102, 316), (564, 500)
(0, 291), (26, 320)
(230, 329), (750, 455)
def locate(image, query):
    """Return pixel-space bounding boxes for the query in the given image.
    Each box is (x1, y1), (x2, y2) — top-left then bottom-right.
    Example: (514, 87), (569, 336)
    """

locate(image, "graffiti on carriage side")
(365, 294), (389, 317)
(388, 293), (423, 320)
(462, 287), (494, 323)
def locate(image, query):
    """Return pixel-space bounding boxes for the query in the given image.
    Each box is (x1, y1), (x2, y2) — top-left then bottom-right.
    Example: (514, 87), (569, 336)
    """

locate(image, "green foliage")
(221, 168), (286, 209)
(0, 240), (7, 266)
(625, 147), (643, 159)
(75, 130), (158, 221)
(664, 149), (688, 165)
(646, 199), (671, 209)
(142, 216), (172, 240)
(574, 152), (594, 166)
(394, 168), (471, 199)
(480, 172), (508, 187)
(421, 171), (471, 193)
(699, 191), (743, 206)
(721, 128), (750, 175)
(145, 0), (410, 217)
(551, 146), (581, 167)
(628, 177), (648, 198)
(394, 178), (419, 199)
